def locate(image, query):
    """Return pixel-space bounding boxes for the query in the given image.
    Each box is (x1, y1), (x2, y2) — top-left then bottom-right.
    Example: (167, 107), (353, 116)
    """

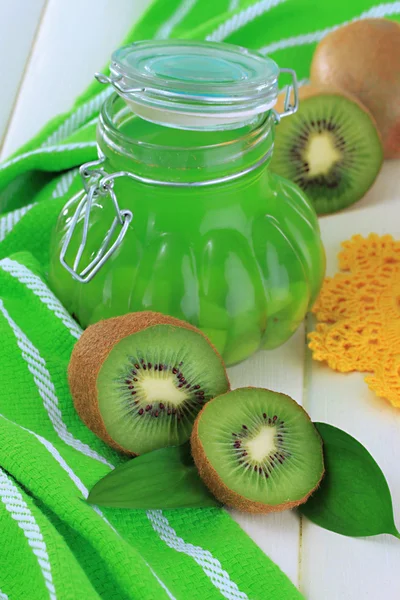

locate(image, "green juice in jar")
(49, 40), (325, 365)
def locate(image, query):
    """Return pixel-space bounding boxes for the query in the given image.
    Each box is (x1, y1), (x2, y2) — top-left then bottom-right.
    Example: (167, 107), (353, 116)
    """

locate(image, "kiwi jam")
(49, 41), (325, 366)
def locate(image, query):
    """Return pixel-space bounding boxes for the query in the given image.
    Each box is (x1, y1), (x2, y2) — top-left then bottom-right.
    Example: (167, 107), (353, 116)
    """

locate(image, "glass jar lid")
(96, 40), (281, 130)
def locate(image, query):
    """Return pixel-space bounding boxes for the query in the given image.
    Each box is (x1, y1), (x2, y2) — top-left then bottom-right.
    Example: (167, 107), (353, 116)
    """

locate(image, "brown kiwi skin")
(191, 387), (325, 514)
(68, 311), (229, 456)
(310, 18), (400, 158)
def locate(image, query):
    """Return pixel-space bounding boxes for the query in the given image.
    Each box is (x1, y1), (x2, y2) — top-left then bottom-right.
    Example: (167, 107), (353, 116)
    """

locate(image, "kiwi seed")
(270, 85), (383, 215)
(68, 311), (230, 455)
(191, 387), (324, 513)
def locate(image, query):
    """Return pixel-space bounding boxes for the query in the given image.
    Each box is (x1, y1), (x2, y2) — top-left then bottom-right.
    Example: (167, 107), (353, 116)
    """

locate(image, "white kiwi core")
(305, 132), (342, 177)
(245, 427), (277, 462)
(140, 375), (188, 406)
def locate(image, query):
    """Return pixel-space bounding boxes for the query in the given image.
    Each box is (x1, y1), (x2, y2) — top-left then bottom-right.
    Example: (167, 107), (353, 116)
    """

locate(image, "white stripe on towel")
(52, 168), (79, 199)
(149, 568), (178, 600)
(206, 0), (287, 41)
(0, 142), (97, 172)
(0, 414), (114, 532)
(7, 421), (176, 595)
(259, 1), (400, 54)
(156, 0), (198, 39)
(0, 168), (78, 244)
(147, 510), (249, 600)
(0, 468), (57, 600)
(0, 203), (36, 242)
(0, 299), (113, 469)
(0, 258), (82, 339)
(41, 89), (112, 147)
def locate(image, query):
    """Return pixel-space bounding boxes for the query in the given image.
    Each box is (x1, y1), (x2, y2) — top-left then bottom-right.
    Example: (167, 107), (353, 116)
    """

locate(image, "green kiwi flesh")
(191, 388), (324, 513)
(97, 324), (229, 454)
(270, 92), (383, 215)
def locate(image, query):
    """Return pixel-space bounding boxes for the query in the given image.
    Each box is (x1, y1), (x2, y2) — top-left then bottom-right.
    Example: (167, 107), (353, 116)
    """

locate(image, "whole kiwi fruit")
(69, 311), (230, 455)
(191, 387), (324, 513)
(311, 18), (400, 158)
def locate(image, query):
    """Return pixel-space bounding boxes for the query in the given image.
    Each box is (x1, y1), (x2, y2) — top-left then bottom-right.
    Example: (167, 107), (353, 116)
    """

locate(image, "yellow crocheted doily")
(309, 234), (400, 407)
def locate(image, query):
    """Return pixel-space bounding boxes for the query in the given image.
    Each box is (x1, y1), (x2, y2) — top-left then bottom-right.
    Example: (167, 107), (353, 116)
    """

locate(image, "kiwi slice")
(270, 86), (383, 215)
(191, 388), (324, 513)
(69, 312), (229, 455)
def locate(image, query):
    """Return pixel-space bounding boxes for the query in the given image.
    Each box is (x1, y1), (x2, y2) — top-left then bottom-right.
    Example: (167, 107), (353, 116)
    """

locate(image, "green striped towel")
(0, 2), (399, 599)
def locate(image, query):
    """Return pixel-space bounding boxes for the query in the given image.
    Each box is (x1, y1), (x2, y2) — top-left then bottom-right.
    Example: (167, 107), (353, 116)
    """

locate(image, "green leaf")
(88, 442), (219, 510)
(300, 423), (400, 539)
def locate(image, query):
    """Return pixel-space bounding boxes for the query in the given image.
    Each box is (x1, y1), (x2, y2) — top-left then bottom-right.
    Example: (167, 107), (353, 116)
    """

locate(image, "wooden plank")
(1, 0), (152, 159)
(228, 328), (305, 585)
(0, 0), (46, 147)
(302, 196), (400, 599)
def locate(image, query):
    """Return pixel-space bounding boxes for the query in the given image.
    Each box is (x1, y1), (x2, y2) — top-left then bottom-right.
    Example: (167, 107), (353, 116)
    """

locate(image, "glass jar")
(49, 40), (325, 366)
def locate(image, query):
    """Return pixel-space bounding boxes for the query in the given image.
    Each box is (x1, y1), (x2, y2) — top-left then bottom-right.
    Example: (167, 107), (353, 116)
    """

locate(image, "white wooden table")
(1, 1), (399, 598)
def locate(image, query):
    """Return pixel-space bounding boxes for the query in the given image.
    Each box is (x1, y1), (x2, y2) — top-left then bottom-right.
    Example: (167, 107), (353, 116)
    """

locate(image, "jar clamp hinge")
(272, 68), (299, 124)
(60, 160), (133, 284)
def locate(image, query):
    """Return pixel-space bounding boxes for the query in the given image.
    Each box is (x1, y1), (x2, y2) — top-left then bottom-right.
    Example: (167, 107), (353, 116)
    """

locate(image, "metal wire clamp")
(79, 156), (107, 192)
(60, 169), (133, 284)
(272, 68), (299, 124)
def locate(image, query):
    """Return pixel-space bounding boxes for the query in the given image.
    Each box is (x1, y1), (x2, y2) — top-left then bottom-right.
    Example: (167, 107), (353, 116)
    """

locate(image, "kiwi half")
(69, 312), (230, 455)
(270, 86), (383, 215)
(191, 387), (324, 513)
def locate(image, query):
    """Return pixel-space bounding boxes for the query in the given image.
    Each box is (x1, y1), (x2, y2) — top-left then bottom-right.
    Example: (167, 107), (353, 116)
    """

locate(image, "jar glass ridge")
(97, 94), (275, 183)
